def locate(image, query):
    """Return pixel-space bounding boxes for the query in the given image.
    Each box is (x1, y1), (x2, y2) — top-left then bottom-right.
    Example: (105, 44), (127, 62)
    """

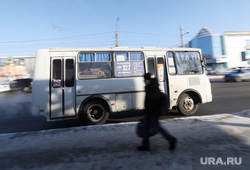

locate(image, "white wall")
(224, 34), (250, 68)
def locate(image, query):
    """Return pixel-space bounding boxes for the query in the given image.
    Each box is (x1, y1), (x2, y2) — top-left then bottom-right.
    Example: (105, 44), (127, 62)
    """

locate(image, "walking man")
(137, 73), (177, 151)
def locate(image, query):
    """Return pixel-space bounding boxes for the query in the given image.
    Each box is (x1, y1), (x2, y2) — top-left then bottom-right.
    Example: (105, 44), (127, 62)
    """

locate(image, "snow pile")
(1, 110), (250, 170)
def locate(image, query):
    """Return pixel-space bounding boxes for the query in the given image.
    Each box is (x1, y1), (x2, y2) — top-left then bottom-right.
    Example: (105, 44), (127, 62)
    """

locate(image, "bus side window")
(53, 59), (61, 80)
(78, 53), (112, 79)
(65, 59), (74, 87)
(167, 52), (177, 75)
(147, 58), (156, 77)
(52, 59), (62, 88)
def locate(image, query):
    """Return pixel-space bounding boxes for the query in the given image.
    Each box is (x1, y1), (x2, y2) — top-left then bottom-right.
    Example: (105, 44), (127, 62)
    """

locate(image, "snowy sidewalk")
(1, 111), (250, 170)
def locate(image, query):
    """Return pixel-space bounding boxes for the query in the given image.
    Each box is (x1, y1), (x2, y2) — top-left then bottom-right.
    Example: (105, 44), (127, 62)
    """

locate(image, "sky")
(0, 0), (250, 56)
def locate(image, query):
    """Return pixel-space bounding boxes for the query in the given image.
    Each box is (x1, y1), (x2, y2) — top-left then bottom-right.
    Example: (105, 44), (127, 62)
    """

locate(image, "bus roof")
(38, 47), (201, 53)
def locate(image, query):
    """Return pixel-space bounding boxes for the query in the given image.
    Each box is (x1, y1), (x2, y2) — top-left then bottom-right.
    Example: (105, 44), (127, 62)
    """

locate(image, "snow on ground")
(1, 110), (250, 170)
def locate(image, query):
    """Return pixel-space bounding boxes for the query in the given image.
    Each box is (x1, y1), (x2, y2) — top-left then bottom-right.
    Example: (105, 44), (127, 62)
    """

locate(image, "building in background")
(189, 27), (228, 70)
(224, 31), (250, 68)
(189, 27), (250, 70)
(0, 55), (35, 81)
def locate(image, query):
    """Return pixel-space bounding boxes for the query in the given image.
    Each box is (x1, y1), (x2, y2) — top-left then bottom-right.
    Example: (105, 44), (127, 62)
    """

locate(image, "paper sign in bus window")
(53, 79), (61, 88)
(115, 61), (144, 77)
(117, 55), (126, 61)
(158, 64), (164, 81)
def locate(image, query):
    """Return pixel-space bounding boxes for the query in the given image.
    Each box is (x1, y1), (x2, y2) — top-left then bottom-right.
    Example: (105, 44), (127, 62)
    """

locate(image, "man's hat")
(144, 73), (151, 80)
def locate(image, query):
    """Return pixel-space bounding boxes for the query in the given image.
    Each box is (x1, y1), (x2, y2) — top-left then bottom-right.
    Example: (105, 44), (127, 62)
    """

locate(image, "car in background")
(0, 81), (10, 93)
(206, 68), (216, 75)
(9, 78), (33, 92)
(224, 69), (250, 82)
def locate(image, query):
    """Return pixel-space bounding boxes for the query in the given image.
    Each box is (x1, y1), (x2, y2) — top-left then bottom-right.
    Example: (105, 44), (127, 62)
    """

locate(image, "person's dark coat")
(144, 78), (163, 117)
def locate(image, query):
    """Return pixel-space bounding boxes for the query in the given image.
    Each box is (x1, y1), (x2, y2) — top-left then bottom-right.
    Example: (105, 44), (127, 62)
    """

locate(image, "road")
(195, 79), (250, 115)
(0, 78), (250, 134)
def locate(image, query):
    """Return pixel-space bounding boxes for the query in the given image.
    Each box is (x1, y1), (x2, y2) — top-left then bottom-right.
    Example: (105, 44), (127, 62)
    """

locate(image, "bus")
(32, 47), (212, 125)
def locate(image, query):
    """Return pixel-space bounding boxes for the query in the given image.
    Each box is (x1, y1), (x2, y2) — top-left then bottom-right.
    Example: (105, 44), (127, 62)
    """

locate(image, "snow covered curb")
(1, 110), (250, 170)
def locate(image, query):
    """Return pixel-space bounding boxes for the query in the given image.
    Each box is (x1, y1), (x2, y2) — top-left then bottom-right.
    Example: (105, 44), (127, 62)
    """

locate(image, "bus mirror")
(201, 57), (206, 68)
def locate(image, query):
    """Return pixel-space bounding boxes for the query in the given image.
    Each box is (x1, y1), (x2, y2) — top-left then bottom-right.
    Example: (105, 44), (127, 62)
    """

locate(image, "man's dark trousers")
(142, 115), (176, 149)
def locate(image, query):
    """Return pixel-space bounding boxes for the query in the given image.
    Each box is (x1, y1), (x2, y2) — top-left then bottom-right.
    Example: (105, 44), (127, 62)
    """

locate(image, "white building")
(224, 31), (250, 68)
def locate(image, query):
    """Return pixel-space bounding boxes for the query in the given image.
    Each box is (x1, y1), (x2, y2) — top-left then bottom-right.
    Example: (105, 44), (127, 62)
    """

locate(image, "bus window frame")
(77, 52), (112, 80)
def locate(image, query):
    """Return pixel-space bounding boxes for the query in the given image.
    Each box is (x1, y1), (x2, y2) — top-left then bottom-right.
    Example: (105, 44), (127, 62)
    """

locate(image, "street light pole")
(180, 26), (189, 48)
(116, 17), (120, 47)
(180, 26), (185, 48)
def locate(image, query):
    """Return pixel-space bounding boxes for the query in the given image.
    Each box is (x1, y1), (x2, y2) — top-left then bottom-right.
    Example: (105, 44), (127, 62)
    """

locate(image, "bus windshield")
(175, 52), (203, 75)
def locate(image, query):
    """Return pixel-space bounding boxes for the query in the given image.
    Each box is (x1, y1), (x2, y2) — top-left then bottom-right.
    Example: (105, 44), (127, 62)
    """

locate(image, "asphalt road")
(195, 79), (250, 115)
(0, 78), (250, 134)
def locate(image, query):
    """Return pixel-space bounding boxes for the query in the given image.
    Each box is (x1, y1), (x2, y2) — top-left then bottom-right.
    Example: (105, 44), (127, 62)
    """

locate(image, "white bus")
(32, 47), (212, 125)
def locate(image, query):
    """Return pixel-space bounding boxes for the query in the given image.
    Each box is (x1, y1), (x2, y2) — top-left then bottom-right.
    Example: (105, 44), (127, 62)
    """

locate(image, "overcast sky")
(1, 0), (250, 56)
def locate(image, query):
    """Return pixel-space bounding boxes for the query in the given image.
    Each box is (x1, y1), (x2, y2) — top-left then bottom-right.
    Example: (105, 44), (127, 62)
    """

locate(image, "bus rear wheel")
(80, 100), (109, 125)
(177, 93), (198, 116)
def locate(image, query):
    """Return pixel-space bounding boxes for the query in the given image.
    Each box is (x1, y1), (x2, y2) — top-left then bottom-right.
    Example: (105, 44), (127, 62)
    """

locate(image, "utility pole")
(180, 26), (190, 48)
(180, 26), (185, 48)
(116, 17), (120, 47)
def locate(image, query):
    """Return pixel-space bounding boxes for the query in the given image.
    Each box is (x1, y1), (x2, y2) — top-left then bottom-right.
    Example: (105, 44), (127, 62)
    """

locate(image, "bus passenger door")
(165, 51), (181, 109)
(146, 56), (168, 94)
(50, 57), (76, 119)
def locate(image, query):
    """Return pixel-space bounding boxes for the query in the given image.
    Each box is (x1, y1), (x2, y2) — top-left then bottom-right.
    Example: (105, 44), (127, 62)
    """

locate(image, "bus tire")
(177, 93), (198, 116)
(80, 100), (109, 125)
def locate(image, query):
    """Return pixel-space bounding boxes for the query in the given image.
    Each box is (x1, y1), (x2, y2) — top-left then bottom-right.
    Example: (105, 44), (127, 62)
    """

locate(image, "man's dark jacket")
(144, 78), (164, 117)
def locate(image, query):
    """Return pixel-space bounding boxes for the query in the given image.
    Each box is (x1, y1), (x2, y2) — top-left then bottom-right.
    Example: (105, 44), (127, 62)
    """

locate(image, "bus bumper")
(206, 94), (212, 103)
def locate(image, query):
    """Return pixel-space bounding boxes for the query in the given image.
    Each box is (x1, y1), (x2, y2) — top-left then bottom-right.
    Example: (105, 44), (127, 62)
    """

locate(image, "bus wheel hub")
(183, 98), (194, 110)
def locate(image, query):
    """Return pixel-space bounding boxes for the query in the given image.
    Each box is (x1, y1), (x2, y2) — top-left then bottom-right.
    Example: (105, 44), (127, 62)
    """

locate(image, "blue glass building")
(189, 27), (227, 69)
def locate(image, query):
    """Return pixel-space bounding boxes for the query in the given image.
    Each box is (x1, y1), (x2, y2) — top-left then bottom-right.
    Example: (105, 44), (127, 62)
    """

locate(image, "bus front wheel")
(177, 93), (198, 116)
(80, 100), (110, 125)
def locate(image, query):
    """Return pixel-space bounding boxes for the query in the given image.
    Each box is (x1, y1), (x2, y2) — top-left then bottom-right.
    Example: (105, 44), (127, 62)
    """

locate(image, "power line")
(120, 31), (179, 37)
(0, 31), (181, 46)
(0, 32), (115, 44)
(15, 0), (65, 32)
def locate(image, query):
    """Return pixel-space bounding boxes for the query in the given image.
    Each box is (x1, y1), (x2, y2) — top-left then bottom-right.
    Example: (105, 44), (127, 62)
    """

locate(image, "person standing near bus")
(137, 73), (177, 151)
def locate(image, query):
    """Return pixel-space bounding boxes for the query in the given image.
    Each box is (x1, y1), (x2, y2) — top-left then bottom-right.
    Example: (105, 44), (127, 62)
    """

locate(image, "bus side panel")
(115, 93), (132, 111)
(131, 91), (145, 110)
(168, 76), (188, 109)
(168, 74), (211, 109)
(32, 49), (50, 120)
(76, 77), (145, 113)
(204, 75), (212, 103)
(186, 74), (212, 104)
(112, 77), (145, 111)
